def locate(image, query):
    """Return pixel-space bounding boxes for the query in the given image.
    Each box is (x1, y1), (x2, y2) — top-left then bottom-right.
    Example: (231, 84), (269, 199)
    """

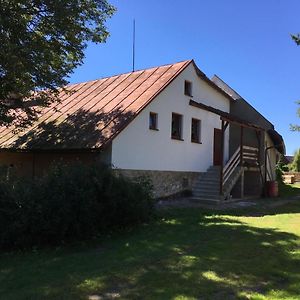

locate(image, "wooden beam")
(241, 169), (245, 199)
(240, 126), (244, 166)
(255, 130), (264, 192)
(240, 126), (244, 199)
(219, 120), (225, 196)
(189, 99), (264, 131)
(255, 131), (262, 164)
(220, 116), (263, 131)
(32, 152), (36, 179)
(224, 121), (229, 131)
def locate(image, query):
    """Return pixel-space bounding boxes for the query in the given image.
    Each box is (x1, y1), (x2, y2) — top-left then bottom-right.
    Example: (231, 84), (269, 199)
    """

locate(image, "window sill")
(149, 128), (159, 131)
(171, 136), (184, 141)
(184, 94), (193, 98)
(191, 140), (202, 144)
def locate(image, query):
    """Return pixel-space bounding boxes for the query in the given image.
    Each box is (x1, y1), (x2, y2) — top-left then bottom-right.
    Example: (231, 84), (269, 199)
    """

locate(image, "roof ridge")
(68, 59), (193, 86)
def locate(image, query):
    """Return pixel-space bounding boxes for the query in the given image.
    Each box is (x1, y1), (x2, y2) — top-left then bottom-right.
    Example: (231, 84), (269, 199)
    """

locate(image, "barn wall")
(0, 146), (111, 177)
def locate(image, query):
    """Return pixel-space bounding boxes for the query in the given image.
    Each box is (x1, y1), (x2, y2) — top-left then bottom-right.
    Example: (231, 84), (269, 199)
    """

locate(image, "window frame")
(171, 113), (184, 141)
(149, 112), (158, 130)
(184, 80), (193, 97)
(191, 118), (201, 144)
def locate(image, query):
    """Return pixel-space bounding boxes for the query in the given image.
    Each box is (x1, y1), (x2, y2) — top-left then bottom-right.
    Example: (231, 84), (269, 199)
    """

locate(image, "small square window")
(149, 112), (158, 130)
(184, 80), (192, 97)
(191, 118), (201, 143)
(171, 113), (183, 140)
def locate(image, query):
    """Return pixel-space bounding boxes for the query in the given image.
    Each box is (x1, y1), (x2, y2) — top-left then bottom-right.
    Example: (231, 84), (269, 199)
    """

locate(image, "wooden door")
(213, 128), (222, 166)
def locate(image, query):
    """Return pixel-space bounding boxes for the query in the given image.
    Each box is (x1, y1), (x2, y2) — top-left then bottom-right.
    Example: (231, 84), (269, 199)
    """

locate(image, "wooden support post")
(219, 120), (225, 196)
(224, 121), (229, 131)
(255, 130), (264, 194)
(256, 131), (261, 163)
(240, 126), (244, 166)
(32, 152), (36, 179)
(241, 168), (245, 199)
(240, 126), (244, 198)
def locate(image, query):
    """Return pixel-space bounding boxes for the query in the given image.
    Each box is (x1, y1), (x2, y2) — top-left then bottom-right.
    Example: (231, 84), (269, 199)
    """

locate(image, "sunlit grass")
(1, 190), (300, 299)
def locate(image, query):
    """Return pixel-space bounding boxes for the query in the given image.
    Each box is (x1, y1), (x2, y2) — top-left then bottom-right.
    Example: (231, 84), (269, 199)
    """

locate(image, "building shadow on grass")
(223, 191), (300, 217)
(1, 209), (300, 299)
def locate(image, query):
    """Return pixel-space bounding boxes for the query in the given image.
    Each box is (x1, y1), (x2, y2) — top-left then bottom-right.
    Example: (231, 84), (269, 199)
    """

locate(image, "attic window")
(184, 80), (192, 97)
(171, 113), (183, 140)
(149, 112), (158, 130)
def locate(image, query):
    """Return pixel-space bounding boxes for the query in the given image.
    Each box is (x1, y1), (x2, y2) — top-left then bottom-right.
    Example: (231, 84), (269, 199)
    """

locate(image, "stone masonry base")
(113, 169), (202, 199)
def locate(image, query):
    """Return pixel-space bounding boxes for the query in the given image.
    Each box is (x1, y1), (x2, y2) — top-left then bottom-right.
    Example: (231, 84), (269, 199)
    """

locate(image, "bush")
(290, 149), (300, 172)
(0, 163), (154, 250)
(276, 154), (289, 182)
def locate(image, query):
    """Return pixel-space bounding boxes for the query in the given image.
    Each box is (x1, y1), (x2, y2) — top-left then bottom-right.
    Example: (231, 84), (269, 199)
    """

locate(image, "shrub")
(276, 154), (289, 182)
(290, 149), (300, 172)
(0, 163), (154, 250)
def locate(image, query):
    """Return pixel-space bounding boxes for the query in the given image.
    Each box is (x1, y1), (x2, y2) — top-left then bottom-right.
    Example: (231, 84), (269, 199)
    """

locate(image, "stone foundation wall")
(114, 169), (201, 198)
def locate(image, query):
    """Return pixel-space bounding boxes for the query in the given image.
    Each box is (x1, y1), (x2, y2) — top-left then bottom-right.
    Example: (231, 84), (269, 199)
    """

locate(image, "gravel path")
(156, 194), (300, 210)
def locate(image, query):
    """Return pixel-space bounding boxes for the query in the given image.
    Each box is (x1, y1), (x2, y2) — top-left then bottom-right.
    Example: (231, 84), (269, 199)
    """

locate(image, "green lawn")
(1, 184), (300, 300)
(279, 181), (300, 198)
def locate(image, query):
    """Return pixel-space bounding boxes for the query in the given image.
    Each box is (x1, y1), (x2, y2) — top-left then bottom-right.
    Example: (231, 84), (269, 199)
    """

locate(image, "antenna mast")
(132, 19), (135, 72)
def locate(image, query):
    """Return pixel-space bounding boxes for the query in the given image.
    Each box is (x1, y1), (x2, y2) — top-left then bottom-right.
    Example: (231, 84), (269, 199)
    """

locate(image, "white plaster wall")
(111, 63), (231, 172)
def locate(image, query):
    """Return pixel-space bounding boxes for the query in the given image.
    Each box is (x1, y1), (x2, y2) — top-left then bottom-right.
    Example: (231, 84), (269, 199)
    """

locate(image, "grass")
(279, 181), (300, 198)
(1, 184), (300, 299)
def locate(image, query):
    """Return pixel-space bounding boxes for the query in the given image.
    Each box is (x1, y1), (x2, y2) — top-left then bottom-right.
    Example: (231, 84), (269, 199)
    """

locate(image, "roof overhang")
(267, 129), (286, 155)
(191, 61), (236, 103)
(189, 99), (264, 131)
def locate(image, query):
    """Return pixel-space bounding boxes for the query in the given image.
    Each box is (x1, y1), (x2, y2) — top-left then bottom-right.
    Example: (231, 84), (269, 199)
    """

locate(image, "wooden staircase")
(192, 145), (261, 204)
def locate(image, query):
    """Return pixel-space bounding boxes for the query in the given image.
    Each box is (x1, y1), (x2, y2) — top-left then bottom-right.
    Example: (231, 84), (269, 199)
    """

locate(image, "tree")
(290, 149), (300, 172)
(290, 101), (300, 131)
(276, 154), (289, 182)
(292, 34), (300, 46)
(0, 0), (115, 127)
(291, 34), (300, 131)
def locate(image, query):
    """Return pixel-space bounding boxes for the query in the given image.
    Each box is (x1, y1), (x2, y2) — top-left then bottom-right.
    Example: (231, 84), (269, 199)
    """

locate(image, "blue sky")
(69, 0), (300, 155)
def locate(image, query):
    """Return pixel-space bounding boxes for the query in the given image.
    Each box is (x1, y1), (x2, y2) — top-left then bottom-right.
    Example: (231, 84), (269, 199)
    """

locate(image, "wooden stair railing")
(221, 146), (259, 197)
(223, 146), (241, 186)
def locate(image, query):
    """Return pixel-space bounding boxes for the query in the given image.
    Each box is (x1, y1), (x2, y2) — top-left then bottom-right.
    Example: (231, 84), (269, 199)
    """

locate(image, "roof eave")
(267, 129), (286, 155)
(191, 60), (236, 103)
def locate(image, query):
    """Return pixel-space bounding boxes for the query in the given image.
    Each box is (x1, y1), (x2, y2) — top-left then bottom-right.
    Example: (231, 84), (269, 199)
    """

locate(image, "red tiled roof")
(0, 60), (192, 150)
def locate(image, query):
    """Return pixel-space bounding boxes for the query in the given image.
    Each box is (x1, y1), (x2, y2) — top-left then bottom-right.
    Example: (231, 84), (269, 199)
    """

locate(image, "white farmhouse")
(0, 60), (284, 201)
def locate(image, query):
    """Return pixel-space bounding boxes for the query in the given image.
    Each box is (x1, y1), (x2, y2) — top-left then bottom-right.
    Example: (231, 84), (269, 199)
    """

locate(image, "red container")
(266, 181), (278, 197)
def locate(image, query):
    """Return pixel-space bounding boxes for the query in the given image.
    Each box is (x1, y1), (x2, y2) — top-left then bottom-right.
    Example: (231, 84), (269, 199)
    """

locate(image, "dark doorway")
(213, 128), (222, 166)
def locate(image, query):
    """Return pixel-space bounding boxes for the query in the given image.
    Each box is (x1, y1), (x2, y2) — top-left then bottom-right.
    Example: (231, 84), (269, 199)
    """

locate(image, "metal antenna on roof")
(132, 19), (136, 72)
